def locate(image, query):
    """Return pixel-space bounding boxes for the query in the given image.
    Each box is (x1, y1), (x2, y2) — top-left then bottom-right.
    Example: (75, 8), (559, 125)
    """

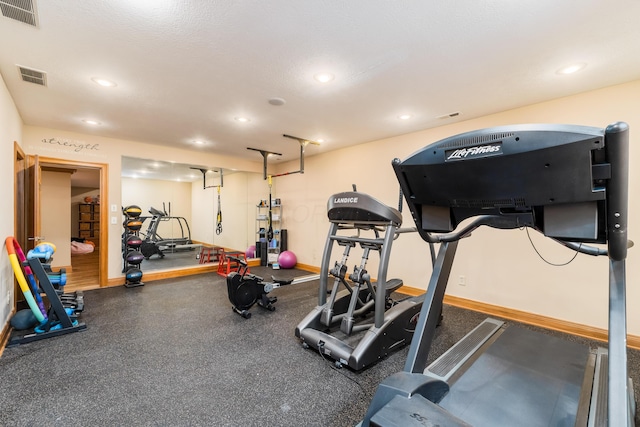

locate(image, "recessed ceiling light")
(235, 116), (250, 123)
(557, 63), (587, 75)
(316, 138), (325, 143)
(194, 140), (204, 145)
(268, 97), (286, 106)
(91, 77), (117, 87)
(83, 119), (101, 125)
(314, 72), (335, 83)
(398, 114), (413, 120)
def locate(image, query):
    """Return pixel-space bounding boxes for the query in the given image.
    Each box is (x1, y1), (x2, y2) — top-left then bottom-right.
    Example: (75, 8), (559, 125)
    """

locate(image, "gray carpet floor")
(2, 268), (639, 426)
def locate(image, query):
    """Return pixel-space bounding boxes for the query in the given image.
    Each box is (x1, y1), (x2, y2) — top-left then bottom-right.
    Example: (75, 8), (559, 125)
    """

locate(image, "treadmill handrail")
(421, 215), (612, 257)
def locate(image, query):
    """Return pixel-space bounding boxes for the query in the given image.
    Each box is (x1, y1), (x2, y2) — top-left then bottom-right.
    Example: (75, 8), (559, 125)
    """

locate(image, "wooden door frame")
(14, 142), (26, 251)
(13, 142), (27, 312)
(22, 154), (108, 289)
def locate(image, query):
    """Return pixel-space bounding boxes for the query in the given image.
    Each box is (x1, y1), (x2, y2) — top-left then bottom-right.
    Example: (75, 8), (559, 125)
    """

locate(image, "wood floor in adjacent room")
(65, 247), (100, 292)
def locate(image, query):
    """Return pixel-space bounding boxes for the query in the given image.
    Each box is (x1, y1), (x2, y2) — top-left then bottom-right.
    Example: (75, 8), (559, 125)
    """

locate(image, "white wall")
(0, 73), (23, 329)
(274, 80), (640, 333)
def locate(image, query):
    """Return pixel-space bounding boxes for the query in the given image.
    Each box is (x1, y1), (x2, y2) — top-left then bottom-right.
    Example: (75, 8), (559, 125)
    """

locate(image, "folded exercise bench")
(199, 245), (224, 264)
(217, 250), (247, 277)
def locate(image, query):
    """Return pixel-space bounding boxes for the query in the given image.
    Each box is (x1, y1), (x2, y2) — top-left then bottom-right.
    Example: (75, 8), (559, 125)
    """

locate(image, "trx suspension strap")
(267, 175), (274, 242)
(216, 186), (223, 235)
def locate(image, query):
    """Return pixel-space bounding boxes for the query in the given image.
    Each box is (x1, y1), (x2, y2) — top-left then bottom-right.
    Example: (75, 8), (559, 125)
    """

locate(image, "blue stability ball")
(10, 309), (38, 330)
(126, 267), (143, 282)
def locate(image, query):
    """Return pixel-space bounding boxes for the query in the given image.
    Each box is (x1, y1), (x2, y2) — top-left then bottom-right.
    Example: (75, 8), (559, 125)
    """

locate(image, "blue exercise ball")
(10, 309), (38, 330)
(126, 267), (143, 282)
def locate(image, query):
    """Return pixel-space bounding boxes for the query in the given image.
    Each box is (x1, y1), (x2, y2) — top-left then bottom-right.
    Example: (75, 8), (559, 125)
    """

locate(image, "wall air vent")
(440, 132), (514, 149)
(17, 65), (47, 86)
(0, 0), (38, 27)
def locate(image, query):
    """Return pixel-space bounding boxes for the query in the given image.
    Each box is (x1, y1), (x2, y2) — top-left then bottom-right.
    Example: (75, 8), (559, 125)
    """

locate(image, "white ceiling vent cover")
(0, 0), (38, 27)
(17, 65), (47, 86)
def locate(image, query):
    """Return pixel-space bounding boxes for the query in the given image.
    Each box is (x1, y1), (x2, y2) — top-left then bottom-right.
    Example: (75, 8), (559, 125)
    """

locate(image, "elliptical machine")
(226, 256), (293, 318)
(295, 188), (422, 370)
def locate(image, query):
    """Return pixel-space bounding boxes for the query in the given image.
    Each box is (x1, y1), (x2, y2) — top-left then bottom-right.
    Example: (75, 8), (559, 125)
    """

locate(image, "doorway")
(15, 150), (108, 292)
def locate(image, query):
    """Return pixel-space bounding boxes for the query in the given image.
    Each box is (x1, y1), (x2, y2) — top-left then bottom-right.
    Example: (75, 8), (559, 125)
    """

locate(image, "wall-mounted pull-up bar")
(246, 148), (282, 180)
(190, 167), (223, 189)
(248, 134), (320, 180)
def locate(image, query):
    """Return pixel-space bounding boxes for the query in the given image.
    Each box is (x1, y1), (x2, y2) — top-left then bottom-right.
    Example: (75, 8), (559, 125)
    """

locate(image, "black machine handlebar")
(225, 255), (293, 286)
(148, 206), (166, 217)
(418, 215), (612, 257)
(225, 255), (247, 267)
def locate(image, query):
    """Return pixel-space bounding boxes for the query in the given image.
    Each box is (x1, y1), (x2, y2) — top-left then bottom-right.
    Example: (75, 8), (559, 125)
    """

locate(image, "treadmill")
(359, 122), (634, 426)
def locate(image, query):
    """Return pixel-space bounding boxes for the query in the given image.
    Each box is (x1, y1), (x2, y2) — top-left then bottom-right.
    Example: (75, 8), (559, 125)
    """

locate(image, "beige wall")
(122, 177), (193, 245)
(189, 170), (287, 253)
(122, 171), (258, 252)
(4, 76), (638, 335)
(0, 73), (23, 329)
(189, 171), (250, 250)
(21, 127), (263, 280)
(40, 170), (72, 267)
(274, 80), (640, 332)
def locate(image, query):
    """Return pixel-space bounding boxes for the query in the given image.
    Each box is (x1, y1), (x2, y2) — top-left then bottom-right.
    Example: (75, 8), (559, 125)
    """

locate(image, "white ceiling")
(2, 0), (640, 174)
(121, 156), (226, 183)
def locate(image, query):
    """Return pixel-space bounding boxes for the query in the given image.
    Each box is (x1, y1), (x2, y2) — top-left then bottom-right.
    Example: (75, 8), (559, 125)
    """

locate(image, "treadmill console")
(393, 122), (629, 260)
(327, 191), (402, 226)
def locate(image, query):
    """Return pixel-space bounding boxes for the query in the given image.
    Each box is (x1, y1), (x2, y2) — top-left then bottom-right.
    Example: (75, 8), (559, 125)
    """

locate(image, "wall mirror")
(121, 156), (262, 273)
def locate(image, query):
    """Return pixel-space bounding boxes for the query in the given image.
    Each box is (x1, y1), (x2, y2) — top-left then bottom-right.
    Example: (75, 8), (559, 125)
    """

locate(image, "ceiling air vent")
(17, 65), (47, 86)
(0, 0), (38, 27)
(438, 112), (461, 120)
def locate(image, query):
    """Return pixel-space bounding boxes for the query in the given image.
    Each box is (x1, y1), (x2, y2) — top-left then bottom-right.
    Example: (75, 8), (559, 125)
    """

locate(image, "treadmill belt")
(439, 325), (589, 426)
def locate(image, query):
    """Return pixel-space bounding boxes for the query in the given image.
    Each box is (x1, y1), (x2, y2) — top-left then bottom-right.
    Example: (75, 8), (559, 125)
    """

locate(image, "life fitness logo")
(445, 142), (502, 161)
